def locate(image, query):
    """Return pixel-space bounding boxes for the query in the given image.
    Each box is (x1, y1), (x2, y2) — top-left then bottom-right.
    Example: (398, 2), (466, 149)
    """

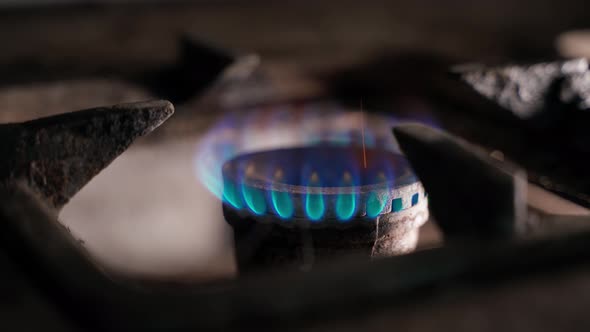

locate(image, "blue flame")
(335, 171), (356, 221)
(367, 168), (393, 217)
(271, 190), (294, 218)
(336, 193), (356, 221)
(193, 101), (438, 220)
(242, 185), (266, 215)
(222, 179), (243, 209)
(306, 193), (325, 221)
(305, 172), (325, 221)
(366, 192), (386, 218)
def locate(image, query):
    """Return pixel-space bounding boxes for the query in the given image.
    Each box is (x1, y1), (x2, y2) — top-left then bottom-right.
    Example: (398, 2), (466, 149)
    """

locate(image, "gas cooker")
(2, 2), (590, 331)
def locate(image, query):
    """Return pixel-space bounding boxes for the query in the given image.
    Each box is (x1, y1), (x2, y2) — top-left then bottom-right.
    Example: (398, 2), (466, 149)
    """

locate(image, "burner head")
(222, 146), (424, 224)
(221, 146), (428, 272)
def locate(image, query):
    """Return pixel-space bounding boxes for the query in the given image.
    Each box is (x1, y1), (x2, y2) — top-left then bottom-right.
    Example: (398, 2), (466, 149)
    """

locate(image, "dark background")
(0, 0), (587, 80)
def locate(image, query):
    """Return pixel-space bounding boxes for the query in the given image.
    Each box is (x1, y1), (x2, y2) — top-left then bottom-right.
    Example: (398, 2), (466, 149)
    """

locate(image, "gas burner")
(222, 145), (428, 272)
(6, 5), (590, 330)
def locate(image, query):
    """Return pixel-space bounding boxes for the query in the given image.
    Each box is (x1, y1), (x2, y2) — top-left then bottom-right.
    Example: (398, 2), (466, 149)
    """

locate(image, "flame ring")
(222, 146), (427, 227)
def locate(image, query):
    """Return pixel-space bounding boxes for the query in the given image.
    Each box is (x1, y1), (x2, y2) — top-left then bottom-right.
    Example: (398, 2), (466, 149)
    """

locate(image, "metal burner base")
(224, 199), (428, 273)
